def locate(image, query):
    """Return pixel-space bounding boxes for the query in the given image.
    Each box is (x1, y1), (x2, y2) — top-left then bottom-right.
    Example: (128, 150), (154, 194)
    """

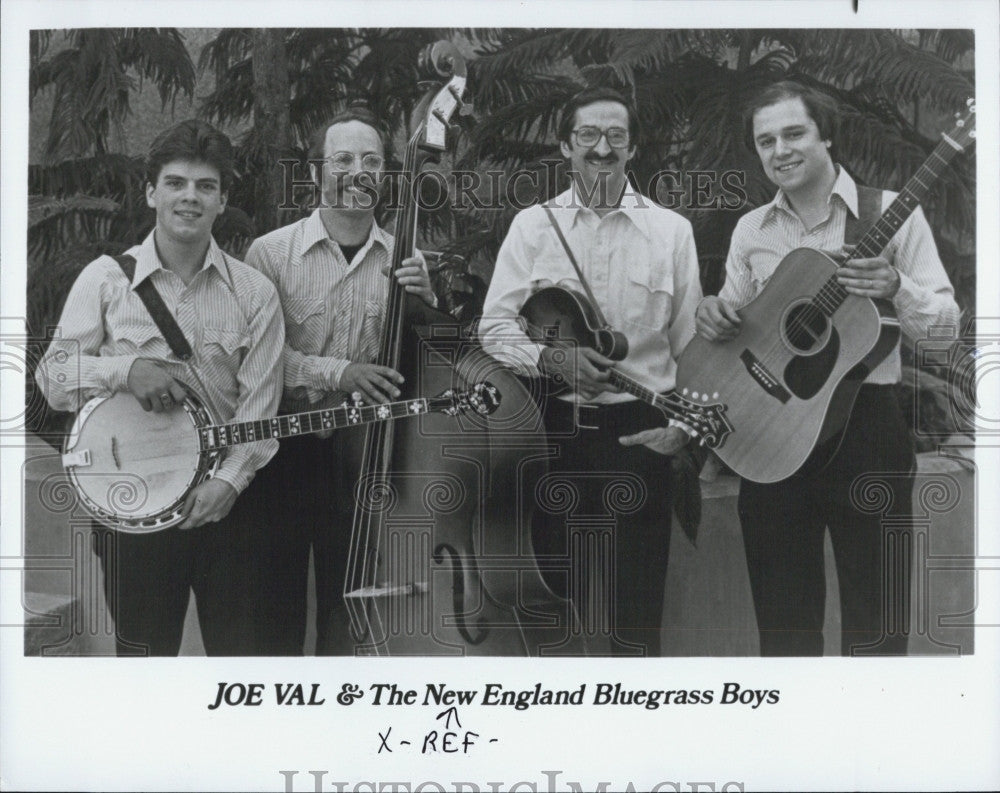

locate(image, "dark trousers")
(738, 385), (915, 656)
(93, 487), (264, 656)
(533, 398), (674, 657)
(253, 429), (366, 655)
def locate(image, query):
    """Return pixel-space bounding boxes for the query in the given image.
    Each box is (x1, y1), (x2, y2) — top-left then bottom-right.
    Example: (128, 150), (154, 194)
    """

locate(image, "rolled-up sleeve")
(211, 281), (284, 495)
(36, 259), (140, 412)
(717, 217), (758, 311)
(478, 213), (548, 376)
(666, 219), (702, 358)
(889, 207), (960, 341)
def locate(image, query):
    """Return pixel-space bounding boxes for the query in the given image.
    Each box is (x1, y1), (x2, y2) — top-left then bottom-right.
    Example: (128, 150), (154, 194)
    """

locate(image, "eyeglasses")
(571, 126), (630, 149)
(327, 151), (385, 171)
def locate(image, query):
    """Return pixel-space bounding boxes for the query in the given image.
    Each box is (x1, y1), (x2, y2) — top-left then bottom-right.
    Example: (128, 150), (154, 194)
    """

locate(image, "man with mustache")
(245, 107), (436, 654)
(479, 87), (703, 656)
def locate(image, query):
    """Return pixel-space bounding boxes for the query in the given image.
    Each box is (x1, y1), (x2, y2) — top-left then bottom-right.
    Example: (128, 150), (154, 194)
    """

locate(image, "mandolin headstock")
(666, 394), (733, 449)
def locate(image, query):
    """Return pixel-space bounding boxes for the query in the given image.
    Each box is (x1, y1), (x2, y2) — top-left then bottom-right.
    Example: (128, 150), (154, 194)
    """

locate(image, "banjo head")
(63, 390), (219, 532)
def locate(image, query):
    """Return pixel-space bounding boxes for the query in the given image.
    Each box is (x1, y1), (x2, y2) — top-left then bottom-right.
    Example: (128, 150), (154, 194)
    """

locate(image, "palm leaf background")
(28, 27), (976, 444)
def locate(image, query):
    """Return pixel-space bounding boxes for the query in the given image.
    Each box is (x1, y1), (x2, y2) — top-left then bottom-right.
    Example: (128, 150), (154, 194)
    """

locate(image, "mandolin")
(520, 285), (732, 447)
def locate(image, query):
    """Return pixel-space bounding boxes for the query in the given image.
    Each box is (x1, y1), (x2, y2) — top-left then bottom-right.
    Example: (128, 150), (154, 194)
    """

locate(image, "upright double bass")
(343, 42), (589, 656)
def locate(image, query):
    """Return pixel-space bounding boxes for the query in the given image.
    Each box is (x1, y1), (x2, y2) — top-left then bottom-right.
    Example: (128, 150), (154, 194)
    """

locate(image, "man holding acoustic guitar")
(480, 87), (703, 656)
(695, 81), (960, 656)
(36, 120), (285, 655)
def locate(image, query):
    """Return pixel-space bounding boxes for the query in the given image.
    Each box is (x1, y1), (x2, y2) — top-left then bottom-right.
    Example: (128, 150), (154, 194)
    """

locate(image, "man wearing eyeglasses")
(479, 87), (703, 656)
(245, 107), (436, 654)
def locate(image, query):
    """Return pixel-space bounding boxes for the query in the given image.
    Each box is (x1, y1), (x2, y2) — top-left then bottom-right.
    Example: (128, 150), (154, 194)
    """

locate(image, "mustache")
(584, 151), (620, 163)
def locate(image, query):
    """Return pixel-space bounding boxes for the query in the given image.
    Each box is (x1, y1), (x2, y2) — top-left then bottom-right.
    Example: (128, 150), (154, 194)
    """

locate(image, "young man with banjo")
(36, 120), (285, 655)
(244, 107), (440, 655)
(692, 81), (962, 656)
(478, 87), (704, 656)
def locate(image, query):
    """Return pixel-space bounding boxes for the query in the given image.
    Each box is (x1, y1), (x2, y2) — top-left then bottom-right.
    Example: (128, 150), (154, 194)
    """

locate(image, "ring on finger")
(160, 392), (172, 402)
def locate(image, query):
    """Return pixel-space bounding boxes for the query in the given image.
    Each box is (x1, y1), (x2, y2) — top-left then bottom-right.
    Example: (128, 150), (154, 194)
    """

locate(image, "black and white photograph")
(2, 0), (998, 790)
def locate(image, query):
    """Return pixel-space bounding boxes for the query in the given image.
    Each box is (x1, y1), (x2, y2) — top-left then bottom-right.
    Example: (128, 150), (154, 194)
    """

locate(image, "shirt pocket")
(113, 323), (171, 358)
(284, 296), (327, 351)
(201, 326), (250, 372)
(530, 257), (577, 292)
(358, 300), (385, 362)
(745, 251), (780, 295)
(621, 258), (672, 332)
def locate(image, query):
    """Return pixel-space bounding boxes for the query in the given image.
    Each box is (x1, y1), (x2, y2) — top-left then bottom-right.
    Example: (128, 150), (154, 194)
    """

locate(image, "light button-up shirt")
(479, 186), (702, 405)
(36, 232), (284, 493)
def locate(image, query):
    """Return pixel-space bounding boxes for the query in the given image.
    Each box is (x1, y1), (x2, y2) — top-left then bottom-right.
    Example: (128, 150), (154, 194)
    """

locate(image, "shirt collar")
(300, 209), (392, 260)
(762, 165), (858, 224)
(132, 231), (234, 290)
(551, 184), (651, 240)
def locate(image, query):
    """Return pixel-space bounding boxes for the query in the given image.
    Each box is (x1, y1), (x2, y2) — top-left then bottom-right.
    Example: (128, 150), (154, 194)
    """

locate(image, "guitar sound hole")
(783, 301), (829, 353)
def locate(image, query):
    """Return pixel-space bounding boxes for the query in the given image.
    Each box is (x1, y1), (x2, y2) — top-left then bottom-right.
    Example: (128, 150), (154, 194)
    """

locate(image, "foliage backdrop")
(27, 27), (976, 441)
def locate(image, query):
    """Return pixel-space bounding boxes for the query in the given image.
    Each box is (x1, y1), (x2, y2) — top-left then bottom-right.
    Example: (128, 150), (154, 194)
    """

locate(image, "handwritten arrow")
(436, 706), (462, 730)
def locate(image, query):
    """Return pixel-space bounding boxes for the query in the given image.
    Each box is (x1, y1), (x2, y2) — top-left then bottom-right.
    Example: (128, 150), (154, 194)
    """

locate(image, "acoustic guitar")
(61, 382), (500, 533)
(675, 100), (975, 483)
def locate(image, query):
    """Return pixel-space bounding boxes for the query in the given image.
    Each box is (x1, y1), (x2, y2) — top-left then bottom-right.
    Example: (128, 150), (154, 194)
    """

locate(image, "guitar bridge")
(740, 349), (791, 404)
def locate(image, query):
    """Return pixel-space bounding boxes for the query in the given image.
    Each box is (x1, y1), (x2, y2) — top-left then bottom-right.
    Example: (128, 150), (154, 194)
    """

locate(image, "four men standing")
(37, 78), (960, 656)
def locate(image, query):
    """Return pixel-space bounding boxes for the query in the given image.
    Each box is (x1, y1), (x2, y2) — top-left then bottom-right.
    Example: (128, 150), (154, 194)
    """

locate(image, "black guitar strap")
(541, 204), (613, 330)
(844, 184), (883, 246)
(113, 254), (194, 362)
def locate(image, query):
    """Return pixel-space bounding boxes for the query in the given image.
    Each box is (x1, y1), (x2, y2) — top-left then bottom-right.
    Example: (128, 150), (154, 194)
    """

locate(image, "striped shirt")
(245, 210), (394, 411)
(719, 167), (960, 384)
(36, 232), (284, 494)
(479, 186), (702, 404)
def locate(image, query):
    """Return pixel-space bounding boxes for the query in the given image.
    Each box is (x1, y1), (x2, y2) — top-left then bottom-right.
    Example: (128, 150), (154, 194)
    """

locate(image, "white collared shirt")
(246, 210), (395, 410)
(36, 231), (284, 493)
(718, 167), (960, 384)
(479, 186), (702, 404)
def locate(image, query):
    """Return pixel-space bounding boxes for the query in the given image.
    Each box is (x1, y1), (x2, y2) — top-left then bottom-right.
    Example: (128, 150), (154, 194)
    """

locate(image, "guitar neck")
(198, 397), (439, 451)
(820, 134), (966, 315)
(855, 138), (963, 260)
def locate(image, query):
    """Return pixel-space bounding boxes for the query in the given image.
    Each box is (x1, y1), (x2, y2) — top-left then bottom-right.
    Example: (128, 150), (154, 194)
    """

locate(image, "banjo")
(61, 382), (501, 533)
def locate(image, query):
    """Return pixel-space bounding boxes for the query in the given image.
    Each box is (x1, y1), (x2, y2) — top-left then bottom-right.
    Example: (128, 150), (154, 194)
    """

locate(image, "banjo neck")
(198, 396), (447, 451)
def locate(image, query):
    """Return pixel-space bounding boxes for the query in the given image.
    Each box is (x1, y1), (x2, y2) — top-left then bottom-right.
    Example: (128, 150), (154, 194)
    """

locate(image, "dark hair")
(146, 119), (234, 192)
(307, 106), (387, 162)
(742, 80), (840, 153)
(557, 86), (640, 148)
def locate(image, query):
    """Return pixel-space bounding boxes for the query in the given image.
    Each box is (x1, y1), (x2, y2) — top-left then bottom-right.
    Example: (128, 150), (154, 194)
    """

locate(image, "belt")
(545, 398), (652, 433)
(575, 402), (616, 430)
